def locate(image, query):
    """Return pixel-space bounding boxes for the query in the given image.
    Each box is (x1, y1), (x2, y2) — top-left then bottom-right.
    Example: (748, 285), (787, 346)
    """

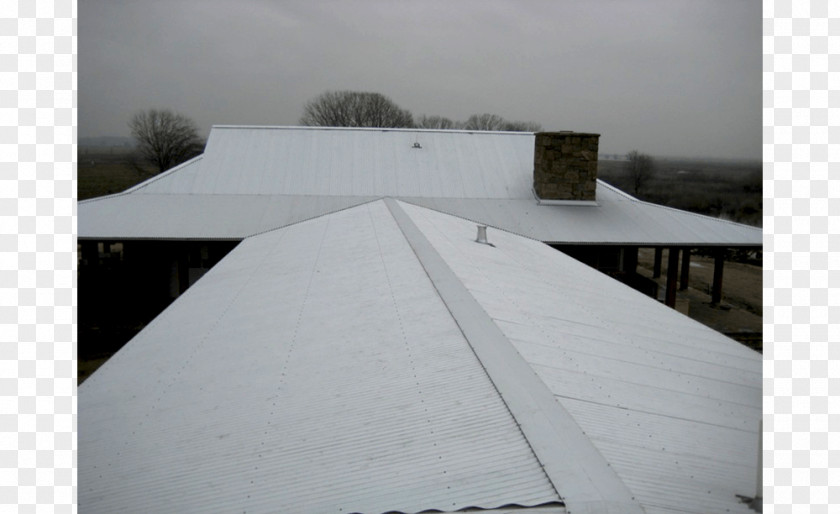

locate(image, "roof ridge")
(78, 155), (205, 206)
(122, 154), (204, 194)
(597, 180), (761, 231)
(210, 124), (536, 135)
(384, 198), (644, 514)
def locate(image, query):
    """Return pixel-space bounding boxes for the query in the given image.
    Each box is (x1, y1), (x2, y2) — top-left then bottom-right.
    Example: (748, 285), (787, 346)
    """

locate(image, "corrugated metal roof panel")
(79, 200), (561, 513)
(398, 200), (761, 514)
(80, 126), (760, 246)
(78, 194), (381, 239)
(78, 187), (760, 246)
(402, 182), (761, 246)
(385, 198), (644, 514)
(137, 126), (536, 198)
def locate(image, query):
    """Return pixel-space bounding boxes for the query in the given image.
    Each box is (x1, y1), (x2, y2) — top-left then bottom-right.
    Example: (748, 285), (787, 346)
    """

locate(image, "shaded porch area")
(551, 244), (762, 351)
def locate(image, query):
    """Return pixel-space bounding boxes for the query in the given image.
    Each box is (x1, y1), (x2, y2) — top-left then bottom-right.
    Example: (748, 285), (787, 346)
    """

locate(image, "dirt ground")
(636, 248), (762, 352)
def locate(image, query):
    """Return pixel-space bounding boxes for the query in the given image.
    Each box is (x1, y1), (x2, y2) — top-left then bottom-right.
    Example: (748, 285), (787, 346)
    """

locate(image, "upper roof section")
(79, 125), (762, 246)
(137, 126), (536, 198)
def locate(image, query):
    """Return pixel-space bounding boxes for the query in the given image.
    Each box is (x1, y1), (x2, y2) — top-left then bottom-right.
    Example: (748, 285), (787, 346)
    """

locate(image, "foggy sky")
(79, 0), (761, 160)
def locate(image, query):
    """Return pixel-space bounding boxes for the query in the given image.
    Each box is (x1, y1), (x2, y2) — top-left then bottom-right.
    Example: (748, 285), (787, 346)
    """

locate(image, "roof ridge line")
(210, 125), (536, 135)
(383, 198), (644, 514)
(80, 159), (205, 205)
(122, 154), (205, 194)
(597, 180), (761, 231)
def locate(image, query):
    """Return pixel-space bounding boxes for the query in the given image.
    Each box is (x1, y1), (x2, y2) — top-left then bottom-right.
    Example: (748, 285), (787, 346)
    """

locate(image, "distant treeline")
(598, 158), (762, 228)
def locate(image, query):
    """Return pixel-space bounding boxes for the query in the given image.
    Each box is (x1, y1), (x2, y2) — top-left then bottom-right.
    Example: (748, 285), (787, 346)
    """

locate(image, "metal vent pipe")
(476, 225), (488, 244)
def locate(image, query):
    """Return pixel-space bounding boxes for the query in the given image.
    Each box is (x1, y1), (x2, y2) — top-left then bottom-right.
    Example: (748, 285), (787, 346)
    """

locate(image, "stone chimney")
(533, 131), (600, 201)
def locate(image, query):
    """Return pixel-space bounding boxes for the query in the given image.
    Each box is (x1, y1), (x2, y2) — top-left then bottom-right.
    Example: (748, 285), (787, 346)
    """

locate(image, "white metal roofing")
(398, 200), (761, 514)
(136, 126), (536, 198)
(78, 126), (761, 245)
(81, 199), (761, 513)
(78, 193), (380, 240)
(80, 200), (563, 513)
(402, 181), (761, 245)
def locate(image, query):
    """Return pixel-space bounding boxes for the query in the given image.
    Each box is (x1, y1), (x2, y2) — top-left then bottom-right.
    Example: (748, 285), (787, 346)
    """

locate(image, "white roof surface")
(399, 201), (762, 514)
(78, 126), (761, 245)
(80, 201), (563, 513)
(80, 200), (761, 513)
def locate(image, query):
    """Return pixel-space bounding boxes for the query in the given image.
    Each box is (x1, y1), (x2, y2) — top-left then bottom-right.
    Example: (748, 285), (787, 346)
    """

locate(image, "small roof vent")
(475, 225), (494, 247)
(412, 142), (422, 149)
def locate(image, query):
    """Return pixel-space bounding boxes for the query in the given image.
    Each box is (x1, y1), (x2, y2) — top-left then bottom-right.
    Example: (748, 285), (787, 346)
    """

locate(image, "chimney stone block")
(533, 132), (600, 201)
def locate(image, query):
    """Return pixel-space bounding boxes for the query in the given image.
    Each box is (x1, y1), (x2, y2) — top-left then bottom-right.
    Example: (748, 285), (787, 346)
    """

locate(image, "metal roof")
(385, 198), (642, 514)
(398, 200), (762, 514)
(136, 126), (536, 198)
(402, 181), (761, 245)
(78, 193), (381, 240)
(78, 126), (761, 245)
(81, 199), (761, 513)
(79, 200), (563, 513)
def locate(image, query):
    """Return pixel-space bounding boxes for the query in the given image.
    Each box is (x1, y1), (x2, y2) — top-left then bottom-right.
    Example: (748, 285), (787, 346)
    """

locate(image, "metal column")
(711, 248), (725, 305)
(652, 247), (662, 278)
(665, 248), (679, 308)
(679, 248), (691, 290)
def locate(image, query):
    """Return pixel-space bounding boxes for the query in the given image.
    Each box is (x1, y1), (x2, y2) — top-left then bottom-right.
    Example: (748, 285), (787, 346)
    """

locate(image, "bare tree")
(129, 109), (203, 173)
(462, 113), (541, 132)
(501, 120), (543, 132)
(463, 113), (507, 131)
(416, 115), (458, 130)
(626, 150), (654, 196)
(299, 91), (414, 128)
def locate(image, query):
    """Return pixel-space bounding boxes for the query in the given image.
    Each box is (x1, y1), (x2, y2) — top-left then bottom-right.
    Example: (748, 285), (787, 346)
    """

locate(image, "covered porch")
(551, 244), (762, 349)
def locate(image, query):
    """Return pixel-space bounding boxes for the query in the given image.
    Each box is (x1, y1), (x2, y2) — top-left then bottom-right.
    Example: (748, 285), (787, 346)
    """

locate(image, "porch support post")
(665, 247), (679, 308)
(679, 248), (691, 290)
(711, 248), (725, 305)
(652, 247), (663, 278)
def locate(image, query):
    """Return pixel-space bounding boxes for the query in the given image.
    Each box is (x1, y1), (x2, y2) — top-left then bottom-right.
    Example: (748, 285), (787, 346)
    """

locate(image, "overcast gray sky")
(79, 0), (761, 160)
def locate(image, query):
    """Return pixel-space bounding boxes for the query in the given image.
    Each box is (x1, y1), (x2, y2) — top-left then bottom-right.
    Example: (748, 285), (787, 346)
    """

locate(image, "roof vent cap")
(475, 225), (494, 247)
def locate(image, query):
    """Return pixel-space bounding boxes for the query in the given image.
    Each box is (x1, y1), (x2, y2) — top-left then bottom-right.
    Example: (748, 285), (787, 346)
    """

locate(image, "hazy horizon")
(79, 0), (761, 160)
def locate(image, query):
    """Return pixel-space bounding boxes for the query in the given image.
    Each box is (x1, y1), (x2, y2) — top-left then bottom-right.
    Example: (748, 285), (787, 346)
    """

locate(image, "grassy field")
(598, 157), (762, 227)
(78, 146), (157, 200)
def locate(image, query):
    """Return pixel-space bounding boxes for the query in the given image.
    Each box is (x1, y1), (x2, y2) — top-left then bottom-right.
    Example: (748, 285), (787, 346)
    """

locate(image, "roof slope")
(78, 126), (761, 245)
(403, 181), (760, 245)
(135, 126), (536, 198)
(79, 200), (563, 513)
(399, 200), (761, 514)
(78, 192), (380, 240)
(80, 200), (761, 513)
